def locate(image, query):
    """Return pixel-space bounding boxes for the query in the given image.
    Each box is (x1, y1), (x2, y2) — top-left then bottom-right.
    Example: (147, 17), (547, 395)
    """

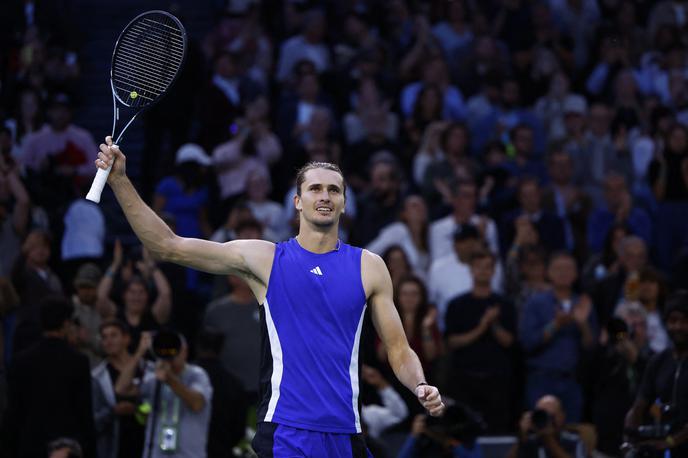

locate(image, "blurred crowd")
(2, 0), (688, 457)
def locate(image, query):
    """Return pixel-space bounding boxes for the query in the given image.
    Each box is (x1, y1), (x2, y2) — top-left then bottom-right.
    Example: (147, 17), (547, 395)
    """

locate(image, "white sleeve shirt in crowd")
(361, 386), (409, 439)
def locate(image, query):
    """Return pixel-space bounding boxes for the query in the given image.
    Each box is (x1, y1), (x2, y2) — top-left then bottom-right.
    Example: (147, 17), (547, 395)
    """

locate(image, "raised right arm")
(96, 138), (272, 281)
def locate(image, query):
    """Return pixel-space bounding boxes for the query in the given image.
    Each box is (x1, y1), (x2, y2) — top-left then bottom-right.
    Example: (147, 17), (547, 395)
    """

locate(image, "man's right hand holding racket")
(95, 136), (126, 181)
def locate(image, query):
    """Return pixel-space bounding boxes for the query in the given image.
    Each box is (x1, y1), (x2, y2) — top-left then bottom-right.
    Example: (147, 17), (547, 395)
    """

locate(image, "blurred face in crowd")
(666, 310), (688, 350)
(619, 237), (647, 273)
(603, 174), (628, 210)
(453, 183), (477, 217)
(75, 284), (97, 306)
(443, 124), (469, 157)
(48, 103), (71, 131)
(246, 171), (270, 202)
(547, 254), (577, 290)
(513, 127), (534, 156)
(423, 57), (448, 86)
(20, 89), (40, 120)
(401, 195), (427, 227)
(24, 232), (51, 268)
(417, 86), (442, 119)
(215, 53), (238, 79)
(547, 151), (573, 185)
(101, 325), (130, 357)
(588, 103), (611, 136)
(470, 255), (495, 287)
(521, 250), (546, 284)
(638, 278), (660, 305)
(124, 280), (149, 316)
(370, 161), (399, 199)
(615, 70), (638, 102)
(667, 125), (688, 154)
(518, 180), (541, 214)
(398, 279), (423, 315)
(501, 80), (520, 108)
(625, 311), (648, 346)
(308, 108), (331, 140)
(383, 247), (411, 283)
(298, 73), (320, 101)
(454, 237), (479, 263)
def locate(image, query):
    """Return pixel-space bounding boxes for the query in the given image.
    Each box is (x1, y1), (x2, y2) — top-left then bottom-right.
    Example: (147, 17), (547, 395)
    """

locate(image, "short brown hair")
(469, 249), (495, 266)
(295, 162), (346, 197)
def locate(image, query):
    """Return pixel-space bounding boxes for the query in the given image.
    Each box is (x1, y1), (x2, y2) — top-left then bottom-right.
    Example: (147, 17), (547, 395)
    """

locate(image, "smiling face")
(294, 167), (346, 231)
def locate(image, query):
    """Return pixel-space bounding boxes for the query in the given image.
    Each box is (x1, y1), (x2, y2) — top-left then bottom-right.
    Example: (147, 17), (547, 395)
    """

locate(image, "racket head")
(110, 10), (187, 110)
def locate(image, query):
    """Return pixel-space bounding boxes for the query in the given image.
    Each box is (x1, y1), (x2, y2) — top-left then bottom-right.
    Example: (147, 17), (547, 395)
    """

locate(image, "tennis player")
(95, 136), (445, 457)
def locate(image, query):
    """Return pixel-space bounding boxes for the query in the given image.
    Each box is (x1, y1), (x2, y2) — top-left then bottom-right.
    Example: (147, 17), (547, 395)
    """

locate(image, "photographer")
(117, 330), (213, 458)
(397, 405), (485, 458)
(624, 294), (688, 456)
(507, 395), (585, 458)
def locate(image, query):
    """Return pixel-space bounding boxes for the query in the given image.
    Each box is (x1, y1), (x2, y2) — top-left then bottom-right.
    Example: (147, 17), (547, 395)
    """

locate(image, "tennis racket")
(86, 10), (187, 203)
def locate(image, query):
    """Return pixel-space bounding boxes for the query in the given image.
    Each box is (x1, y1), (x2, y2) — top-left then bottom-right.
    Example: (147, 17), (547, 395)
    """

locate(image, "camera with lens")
(621, 405), (676, 458)
(419, 402), (486, 451)
(531, 408), (553, 431)
(151, 329), (183, 360)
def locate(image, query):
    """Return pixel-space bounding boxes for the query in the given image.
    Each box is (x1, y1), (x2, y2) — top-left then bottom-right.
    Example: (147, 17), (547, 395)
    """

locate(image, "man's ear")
(294, 194), (302, 211)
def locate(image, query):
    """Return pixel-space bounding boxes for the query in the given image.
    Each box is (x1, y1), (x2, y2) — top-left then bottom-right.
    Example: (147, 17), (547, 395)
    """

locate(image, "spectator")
(543, 148), (591, 262)
(92, 320), (147, 458)
(503, 124), (548, 184)
(635, 267), (670, 353)
(376, 275), (441, 372)
(153, 144), (212, 291)
(121, 332), (213, 458)
(351, 157), (405, 247)
(60, 196), (105, 287)
(505, 244), (550, 312)
(445, 250), (517, 434)
(20, 93), (97, 207)
(244, 169), (287, 241)
(519, 252), (596, 422)
(429, 180), (500, 262)
(343, 78), (399, 146)
(202, 235), (261, 400)
(97, 244), (171, 353)
(360, 365), (408, 439)
(47, 438), (83, 458)
(195, 328), (247, 458)
(565, 102), (634, 207)
(72, 263), (113, 367)
(199, 50), (262, 150)
(276, 9), (330, 82)
(11, 230), (63, 354)
(381, 245), (414, 290)
(403, 84), (445, 151)
(507, 395), (585, 458)
(589, 235), (649, 328)
(624, 294), (688, 456)
(582, 222), (631, 288)
(428, 225), (503, 330)
(648, 123), (688, 202)
(366, 195), (430, 275)
(3, 296), (95, 458)
(591, 315), (651, 456)
(587, 173), (652, 254)
(534, 73), (574, 145)
(431, 0), (473, 58)
(500, 177), (567, 257)
(0, 152), (30, 278)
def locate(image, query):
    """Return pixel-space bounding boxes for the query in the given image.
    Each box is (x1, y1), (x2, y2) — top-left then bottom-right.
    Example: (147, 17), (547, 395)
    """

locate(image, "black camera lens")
(532, 408), (551, 430)
(152, 329), (183, 360)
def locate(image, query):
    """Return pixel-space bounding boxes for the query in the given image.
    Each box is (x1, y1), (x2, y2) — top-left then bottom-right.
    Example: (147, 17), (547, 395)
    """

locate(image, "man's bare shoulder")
(229, 239), (276, 266)
(361, 249), (391, 298)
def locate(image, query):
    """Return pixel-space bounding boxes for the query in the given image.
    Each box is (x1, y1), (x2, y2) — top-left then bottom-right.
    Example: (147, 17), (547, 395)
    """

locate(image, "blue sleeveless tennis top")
(257, 238), (367, 434)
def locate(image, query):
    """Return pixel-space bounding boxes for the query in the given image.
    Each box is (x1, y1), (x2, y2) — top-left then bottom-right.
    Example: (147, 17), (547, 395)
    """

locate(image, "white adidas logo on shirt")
(310, 266), (323, 276)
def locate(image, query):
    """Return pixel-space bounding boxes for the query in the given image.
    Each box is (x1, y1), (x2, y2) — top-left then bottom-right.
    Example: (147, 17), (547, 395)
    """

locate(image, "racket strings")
(112, 13), (185, 108)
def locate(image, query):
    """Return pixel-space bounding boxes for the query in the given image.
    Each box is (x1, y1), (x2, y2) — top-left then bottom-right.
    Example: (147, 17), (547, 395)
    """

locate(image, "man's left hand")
(416, 384), (445, 417)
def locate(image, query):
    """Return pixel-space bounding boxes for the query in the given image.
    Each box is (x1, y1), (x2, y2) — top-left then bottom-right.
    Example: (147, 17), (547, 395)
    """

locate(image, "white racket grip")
(86, 165), (112, 203)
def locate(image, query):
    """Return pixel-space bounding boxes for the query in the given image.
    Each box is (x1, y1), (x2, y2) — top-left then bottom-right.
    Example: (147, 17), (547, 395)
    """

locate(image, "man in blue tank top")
(95, 137), (445, 457)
